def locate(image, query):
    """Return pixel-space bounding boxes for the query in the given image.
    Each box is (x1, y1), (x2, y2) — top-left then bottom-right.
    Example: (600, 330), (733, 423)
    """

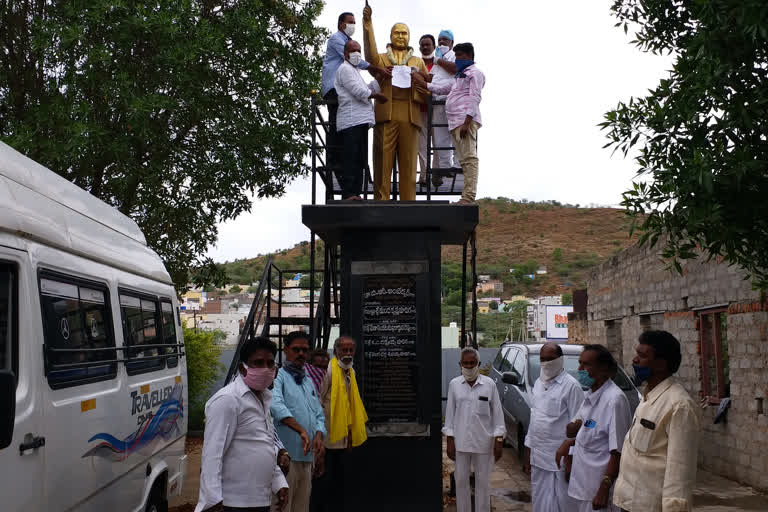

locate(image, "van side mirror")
(501, 371), (519, 386)
(0, 370), (16, 449)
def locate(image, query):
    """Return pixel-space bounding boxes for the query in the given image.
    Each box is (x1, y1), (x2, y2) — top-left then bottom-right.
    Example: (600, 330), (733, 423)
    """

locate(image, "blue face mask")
(633, 364), (652, 384)
(455, 59), (474, 76)
(577, 369), (595, 388)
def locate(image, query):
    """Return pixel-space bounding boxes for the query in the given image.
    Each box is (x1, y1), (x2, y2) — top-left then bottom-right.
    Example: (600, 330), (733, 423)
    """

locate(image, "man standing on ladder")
(415, 32), (456, 187)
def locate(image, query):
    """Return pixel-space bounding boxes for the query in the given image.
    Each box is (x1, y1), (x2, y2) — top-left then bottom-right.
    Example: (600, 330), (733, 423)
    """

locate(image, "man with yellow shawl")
(312, 336), (367, 512)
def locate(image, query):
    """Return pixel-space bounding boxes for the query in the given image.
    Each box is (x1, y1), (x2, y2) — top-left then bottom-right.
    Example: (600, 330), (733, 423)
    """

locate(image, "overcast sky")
(207, 0), (672, 263)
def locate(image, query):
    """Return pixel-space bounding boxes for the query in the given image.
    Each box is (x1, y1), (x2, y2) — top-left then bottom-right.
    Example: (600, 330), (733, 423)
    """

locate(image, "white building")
(526, 295), (563, 341)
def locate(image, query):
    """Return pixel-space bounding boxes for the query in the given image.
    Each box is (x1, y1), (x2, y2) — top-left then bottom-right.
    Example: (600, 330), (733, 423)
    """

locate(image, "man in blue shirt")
(321, 12), (387, 177)
(271, 331), (327, 512)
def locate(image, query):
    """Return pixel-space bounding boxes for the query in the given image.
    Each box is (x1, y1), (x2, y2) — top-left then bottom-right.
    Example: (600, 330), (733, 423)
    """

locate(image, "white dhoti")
(531, 466), (572, 512)
(455, 451), (493, 512)
(431, 103), (455, 170)
(418, 105), (455, 182)
(571, 497), (620, 511)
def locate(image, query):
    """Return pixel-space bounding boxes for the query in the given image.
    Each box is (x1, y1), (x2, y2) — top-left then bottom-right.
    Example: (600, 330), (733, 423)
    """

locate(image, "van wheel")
(145, 483), (168, 512)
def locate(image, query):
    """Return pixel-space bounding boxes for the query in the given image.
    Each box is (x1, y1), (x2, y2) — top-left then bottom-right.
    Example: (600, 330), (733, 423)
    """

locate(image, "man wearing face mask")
(443, 347), (505, 512)
(415, 33), (456, 186)
(613, 331), (700, 512)
(524, 343), (584, 512)
(556, 345), (631, 512)
(195, 338), (288, 512)
(317, 336), (368, 511)
(270, 332), (326, 512)
(321, 12), (389, 178)
(334, 40), (389, 200)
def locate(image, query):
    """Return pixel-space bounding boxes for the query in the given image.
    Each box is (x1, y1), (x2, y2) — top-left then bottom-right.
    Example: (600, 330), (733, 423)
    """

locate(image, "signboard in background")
(545, 305), (573, 340)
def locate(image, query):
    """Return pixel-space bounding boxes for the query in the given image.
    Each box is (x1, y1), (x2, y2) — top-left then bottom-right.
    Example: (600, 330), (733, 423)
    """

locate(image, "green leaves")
(0, 1), (327, 292)
(605, 0), (768, 288)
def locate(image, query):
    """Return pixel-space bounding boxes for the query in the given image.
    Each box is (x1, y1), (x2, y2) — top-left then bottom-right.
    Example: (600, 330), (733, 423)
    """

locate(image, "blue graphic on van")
(82, 384), (184, 461)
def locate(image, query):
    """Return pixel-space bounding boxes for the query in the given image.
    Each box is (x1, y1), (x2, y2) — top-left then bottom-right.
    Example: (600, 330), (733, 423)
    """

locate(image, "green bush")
(183, 323), (225, 429)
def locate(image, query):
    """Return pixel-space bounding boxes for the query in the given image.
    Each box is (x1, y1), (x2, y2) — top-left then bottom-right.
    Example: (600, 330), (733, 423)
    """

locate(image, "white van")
(0, 142), (188, 511)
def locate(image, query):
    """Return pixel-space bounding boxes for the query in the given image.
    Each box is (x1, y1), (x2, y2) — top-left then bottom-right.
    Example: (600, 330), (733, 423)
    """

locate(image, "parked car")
(488, 343), (641, 458)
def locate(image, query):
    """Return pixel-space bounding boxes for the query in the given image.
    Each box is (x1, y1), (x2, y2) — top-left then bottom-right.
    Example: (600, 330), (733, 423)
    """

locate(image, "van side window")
(0, 263), (18, 377)
(40, 275), (117, 387)
(120, 294), (164, 374)
(161, 301), (178, 368)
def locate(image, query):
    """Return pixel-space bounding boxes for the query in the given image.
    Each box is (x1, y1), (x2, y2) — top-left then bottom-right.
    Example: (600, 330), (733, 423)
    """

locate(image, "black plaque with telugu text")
(361, 275), (419, 424)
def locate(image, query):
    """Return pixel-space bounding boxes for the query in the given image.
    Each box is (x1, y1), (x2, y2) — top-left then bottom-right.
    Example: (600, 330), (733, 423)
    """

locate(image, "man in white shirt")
(333, 40), (388, 200)
(195, 338), (288, 512)
(524, 343), (585, 512)
(559, 344), (631, 512)
(613, 331), (700, 512)
(443, 347), (505, 512)
(415, 33), (456, 186)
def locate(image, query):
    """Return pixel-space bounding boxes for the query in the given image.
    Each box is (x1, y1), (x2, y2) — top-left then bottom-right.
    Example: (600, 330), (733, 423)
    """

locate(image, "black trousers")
(309, 448), (349, 512)
(323, 89), (341, 172)
(337, 123), (368, 199)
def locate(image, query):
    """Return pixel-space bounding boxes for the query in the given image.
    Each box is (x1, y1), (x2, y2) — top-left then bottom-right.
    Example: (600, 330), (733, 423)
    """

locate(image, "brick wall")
(567, 312), (588, 345)
(584, 242), (768, 490)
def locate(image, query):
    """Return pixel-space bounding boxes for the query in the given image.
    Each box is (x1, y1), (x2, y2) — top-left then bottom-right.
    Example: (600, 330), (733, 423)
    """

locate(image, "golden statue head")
(390, 23), (410, 50)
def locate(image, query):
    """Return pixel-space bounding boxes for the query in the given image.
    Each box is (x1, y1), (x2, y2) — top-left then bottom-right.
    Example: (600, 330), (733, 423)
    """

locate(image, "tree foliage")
(603, 1), (768, 286)
(0, 1), (327, 291)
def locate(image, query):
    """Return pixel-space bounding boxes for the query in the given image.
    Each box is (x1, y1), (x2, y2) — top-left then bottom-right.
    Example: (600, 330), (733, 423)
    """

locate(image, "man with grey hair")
(524, 342), (584, 512)
(444, 347), (505, 512)
(313, 336), (368, 512)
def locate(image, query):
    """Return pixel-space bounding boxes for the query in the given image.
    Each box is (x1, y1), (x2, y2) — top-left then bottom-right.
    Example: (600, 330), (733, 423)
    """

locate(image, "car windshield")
(528, 354), (635, 391)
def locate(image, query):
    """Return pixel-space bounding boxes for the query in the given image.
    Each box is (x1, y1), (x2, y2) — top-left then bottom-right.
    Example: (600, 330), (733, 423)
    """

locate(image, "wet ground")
(171, 436), (768, 511)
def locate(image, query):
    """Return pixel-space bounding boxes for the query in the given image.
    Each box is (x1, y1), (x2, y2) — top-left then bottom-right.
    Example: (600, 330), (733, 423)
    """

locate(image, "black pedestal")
(303, 203), (478, 511)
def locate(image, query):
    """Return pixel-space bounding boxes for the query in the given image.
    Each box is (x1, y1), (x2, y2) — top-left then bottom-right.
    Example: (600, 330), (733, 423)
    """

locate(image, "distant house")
(477, 279), (503, 294)
(536, 266), (548, 275)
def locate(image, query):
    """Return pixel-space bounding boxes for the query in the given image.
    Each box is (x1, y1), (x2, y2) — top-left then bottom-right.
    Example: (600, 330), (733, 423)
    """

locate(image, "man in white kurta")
(524, 343), (584, 512)
(443, 347), (505, 512)
(567, 345), (632, 512)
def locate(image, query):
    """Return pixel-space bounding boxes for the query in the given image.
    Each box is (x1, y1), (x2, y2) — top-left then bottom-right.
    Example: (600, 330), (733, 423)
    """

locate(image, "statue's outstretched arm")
(362, 1), (381, 68)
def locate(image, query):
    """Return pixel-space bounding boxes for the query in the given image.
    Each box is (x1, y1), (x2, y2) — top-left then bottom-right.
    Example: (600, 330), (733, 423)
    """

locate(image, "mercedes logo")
(60, 318), (71, 341)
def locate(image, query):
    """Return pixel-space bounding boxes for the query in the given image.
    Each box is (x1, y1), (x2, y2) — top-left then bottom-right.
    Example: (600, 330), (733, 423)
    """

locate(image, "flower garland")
(385, 45), (414, 65)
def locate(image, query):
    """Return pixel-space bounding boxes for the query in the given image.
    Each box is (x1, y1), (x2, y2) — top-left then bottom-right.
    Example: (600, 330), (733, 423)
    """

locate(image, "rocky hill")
(220, 198), (638, 298)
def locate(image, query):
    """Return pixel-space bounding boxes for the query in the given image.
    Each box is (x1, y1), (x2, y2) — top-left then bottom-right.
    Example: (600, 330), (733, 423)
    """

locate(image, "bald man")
(524, 343), (585, 512)
(362, 1), (429, 201)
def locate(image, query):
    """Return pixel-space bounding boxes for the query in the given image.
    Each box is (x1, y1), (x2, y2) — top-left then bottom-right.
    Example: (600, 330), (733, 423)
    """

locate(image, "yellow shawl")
(329, 356), (368, 447)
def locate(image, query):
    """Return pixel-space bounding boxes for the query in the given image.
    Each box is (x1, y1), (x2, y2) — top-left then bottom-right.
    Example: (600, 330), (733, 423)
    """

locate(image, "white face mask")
(347, 51), (362, 67)
(462, 366), (480, 382)
(339, 356), (354, 369)
(540, 356), (564, 381)
(343, 23), (355, 37)
(438, 45), (450, 55)
(422, 50), (435, 59)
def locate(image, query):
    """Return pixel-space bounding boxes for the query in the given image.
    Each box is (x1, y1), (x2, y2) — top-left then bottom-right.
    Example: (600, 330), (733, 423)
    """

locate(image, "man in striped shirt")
(414, 42), (485, 205)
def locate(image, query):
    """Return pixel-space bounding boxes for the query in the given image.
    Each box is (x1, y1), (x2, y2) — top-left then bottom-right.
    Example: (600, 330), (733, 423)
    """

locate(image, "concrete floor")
(170, 436), (768, 511)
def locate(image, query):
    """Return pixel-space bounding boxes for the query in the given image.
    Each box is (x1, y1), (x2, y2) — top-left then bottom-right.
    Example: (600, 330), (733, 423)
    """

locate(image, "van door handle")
(19, 434), (45, 454)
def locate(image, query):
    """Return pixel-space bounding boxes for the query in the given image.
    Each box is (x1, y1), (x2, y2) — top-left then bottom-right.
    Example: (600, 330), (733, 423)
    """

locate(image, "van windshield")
(528, 354), (635, 391)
